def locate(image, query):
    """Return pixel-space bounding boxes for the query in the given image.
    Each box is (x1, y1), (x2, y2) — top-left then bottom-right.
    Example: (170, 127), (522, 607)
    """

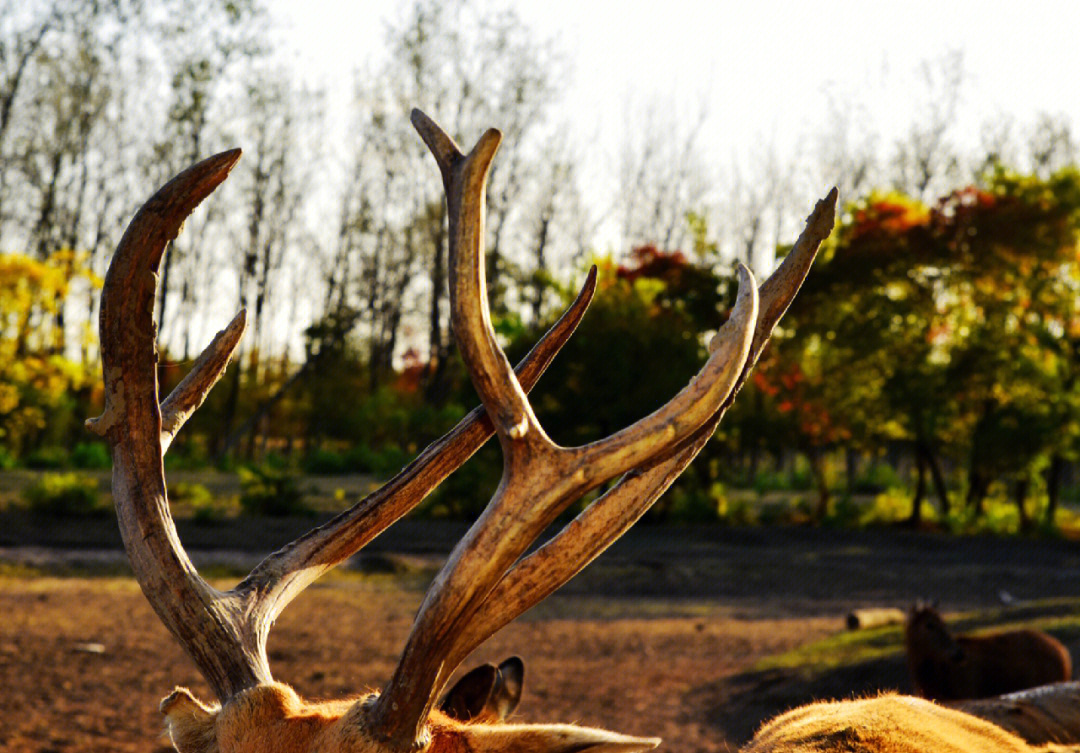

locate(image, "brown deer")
(88, 107), (836, 753)
(905, 604), (1071, 701)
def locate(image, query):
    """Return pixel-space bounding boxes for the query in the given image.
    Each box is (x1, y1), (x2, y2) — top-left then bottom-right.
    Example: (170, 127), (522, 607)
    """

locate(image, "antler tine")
(366, 114), (762, 751)
(438, 190), (838, 674)
(92, 142), (600, 707)
(441, 435), (707, 681)
(160, 309), (247, 451)
(87, 149), (271, 701)
(565, 264), (758, 483)
(412, 108), (544, 444)
(231, 268), (598, 625)
(748, 186), (837, 366)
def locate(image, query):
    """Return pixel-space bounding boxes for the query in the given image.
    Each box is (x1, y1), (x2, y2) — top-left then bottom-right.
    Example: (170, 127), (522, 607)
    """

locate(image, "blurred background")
(9, 3), (1080, 752)
(4, 0), (1080, 533)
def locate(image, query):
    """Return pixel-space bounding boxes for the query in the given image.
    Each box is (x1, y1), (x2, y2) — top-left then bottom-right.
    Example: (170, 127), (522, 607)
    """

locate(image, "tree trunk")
(216, 361), (243, 458)
(1045, 454), (1064, 528)
(809, 448), (830, 521)
(917, 439), (950, 517)
(217, 352), (324, 460)
(908, 451), (927, 526)
(966, 469), (989, 516)
(845, 447), (859, 496)
(1014, 476), (1031, 533)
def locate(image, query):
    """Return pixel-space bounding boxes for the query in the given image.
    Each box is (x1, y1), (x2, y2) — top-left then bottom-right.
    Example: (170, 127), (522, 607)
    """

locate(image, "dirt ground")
(4, 522), (1080, 753)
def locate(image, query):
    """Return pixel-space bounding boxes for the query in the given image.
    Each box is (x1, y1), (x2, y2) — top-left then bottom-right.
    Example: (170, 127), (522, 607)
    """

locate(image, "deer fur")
(905, 605), (1071, 701)
(161, 664), (649, 753)
(742, 693), (1048, 752)
(732, 612), (1080, 752)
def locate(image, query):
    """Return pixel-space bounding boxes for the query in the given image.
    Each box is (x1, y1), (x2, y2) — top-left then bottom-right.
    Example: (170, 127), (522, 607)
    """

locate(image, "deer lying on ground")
(905, 604), (1072, 701)
(89, 107), (835, 753)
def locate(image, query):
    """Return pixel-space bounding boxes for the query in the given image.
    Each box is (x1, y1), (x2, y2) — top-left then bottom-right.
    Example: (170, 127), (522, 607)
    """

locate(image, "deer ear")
(460, 722), (660, 753)
(441, 662), (499, 721)
(441, 657), (526, 722)
(489, 656), (525, 720)
(160, 687), (219, 753)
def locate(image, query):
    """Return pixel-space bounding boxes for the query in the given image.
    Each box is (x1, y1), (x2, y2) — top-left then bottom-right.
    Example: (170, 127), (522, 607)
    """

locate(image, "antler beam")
(364, 110), (836, 752)
(90, 150), (599, 702)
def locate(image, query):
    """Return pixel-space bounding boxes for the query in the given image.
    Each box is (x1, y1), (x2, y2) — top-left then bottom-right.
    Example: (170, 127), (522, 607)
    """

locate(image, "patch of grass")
(753, 597), (1080, 678)
(21, 472), (106, 517)
(752, 622), (905, 675)
(238, 465), (311, 517)
(69, 442), (111, 469)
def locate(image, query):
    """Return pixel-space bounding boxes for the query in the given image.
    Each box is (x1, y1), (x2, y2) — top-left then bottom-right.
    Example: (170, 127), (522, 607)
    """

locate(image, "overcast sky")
(263, 0), (1080, 252)
(268, 1), (1078, 145)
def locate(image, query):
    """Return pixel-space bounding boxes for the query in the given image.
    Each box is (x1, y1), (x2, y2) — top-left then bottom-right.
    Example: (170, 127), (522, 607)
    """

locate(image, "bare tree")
(890, 51), (965, 201)
(150, 0), (268, 350)
(331, 0), (574, 397)
(1027, 112), (1076, 177)
(616, 99), (712, 253)
(815, 84), (880, 204)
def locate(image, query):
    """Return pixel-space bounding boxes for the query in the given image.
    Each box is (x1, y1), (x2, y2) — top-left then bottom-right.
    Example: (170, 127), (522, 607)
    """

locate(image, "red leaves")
(616, 245), (690, 283)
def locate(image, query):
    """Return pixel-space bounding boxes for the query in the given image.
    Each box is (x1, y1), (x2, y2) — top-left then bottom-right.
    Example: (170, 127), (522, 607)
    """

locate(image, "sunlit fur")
(160, 683), (656, 753)
(742, 694), (1038, 753)
(905, 606), (1072, 701)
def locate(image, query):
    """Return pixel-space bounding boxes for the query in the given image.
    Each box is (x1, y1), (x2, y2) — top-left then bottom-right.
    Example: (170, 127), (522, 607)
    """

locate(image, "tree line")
(3, 1), (1080, 528)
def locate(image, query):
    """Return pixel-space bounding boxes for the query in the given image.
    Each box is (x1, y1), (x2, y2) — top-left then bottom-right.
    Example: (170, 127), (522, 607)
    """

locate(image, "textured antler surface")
(88, 150), (268, 699)
(92, 149), (600, 703)
(95, 109), (835, 753)
(365, 110), (836, 752)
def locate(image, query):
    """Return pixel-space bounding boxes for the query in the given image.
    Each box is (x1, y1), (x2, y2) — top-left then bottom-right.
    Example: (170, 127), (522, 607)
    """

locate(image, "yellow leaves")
(0, 249), (98, 309)
(0, 251), (98, 454)
(0, 383), (18, 413)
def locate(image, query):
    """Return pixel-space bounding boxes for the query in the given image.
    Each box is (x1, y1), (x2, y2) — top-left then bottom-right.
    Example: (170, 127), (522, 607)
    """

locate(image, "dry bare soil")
(5, 522), (1080, 753)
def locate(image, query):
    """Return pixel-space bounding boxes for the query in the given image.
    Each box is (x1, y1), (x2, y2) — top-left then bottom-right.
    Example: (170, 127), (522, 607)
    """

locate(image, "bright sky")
(266, 0), (1080, 246)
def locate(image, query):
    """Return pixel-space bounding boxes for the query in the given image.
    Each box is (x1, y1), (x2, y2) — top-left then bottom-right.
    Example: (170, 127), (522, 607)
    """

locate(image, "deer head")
(87, 109), (836, 753)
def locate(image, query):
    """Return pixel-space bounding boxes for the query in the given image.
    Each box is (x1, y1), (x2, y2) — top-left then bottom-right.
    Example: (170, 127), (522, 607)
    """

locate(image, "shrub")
(24, 445), (69, 469)
(665, 483), (738, 523)
(346, 443), (412, 480)
(851, 463), (903, 494)
(717, 495), (758, 526)
(261, 451), (291, 471)
(169, 481), (223, 525)
(169, 481), (215, 506)
(70, 442), (111, 469)
(822, 495), (861, 527)
(304, 448), (347, 475)
(22, 473), (104, 516)
(864, 487), (918, 525)
(238, 466), (311, 517)
(163, 442), (211, 470)
(0, 447), (15, 469)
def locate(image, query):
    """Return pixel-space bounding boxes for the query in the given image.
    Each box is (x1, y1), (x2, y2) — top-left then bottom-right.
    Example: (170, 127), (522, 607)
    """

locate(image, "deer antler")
(89, 149), (599, 701)
(92, 111), (835, 753)
(441, 185), (838, 678)
(361, 111), (836, 751)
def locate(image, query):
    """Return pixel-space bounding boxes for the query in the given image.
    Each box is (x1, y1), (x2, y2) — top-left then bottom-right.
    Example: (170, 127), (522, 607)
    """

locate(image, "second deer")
(905, 603), (1072, 701)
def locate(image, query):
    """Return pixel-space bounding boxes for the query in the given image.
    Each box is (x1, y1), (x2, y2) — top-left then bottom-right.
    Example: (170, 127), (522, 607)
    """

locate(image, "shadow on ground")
(695, 600), (1080, 746)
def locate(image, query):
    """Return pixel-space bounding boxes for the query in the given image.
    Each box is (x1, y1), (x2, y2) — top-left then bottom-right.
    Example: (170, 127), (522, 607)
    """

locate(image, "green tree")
(936, 169), (1080, 525)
